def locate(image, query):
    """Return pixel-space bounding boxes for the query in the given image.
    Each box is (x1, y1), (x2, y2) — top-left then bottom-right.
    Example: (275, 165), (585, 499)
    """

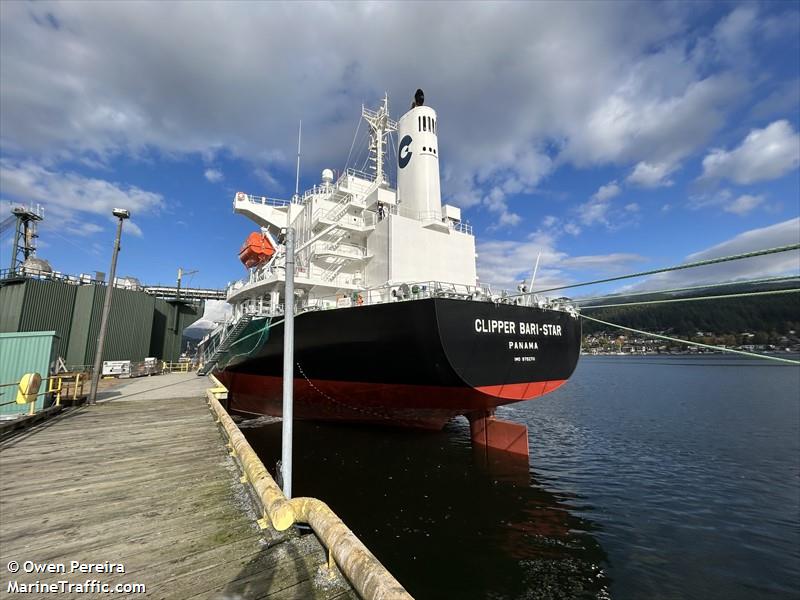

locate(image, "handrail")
(0, 372), (86, 414)
(206, 378), (412, 600)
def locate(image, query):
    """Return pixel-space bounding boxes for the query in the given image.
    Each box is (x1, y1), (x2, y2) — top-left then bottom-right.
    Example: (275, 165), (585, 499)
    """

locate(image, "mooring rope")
(224, 316), (281, 365)
(515, 243), (800, 297)
(576, 275), (799, 305)
(580, 314), (800, 365)
(580, 288), (799, 310)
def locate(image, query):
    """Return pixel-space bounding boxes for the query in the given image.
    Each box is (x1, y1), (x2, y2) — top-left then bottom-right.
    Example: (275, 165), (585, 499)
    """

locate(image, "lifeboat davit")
(239, 232), (275, 268)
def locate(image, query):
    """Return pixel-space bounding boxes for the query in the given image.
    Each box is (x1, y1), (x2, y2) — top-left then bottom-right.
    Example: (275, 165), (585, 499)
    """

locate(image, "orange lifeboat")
(239, 232), (275, 268)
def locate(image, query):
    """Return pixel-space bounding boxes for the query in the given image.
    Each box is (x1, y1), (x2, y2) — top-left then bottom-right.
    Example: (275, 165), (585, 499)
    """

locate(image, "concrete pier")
(0, 373), (358, 599)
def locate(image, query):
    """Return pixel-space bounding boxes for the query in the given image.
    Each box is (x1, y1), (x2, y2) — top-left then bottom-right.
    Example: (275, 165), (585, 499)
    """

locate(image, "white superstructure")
(226, 91), (477, 318)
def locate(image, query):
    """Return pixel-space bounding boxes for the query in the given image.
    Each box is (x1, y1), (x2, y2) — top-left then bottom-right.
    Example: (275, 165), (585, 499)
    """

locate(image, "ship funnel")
(397, 89), (441, 216)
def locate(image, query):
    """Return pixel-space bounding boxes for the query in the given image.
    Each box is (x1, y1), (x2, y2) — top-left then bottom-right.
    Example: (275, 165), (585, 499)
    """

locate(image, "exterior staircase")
(198, 314), (254, 375)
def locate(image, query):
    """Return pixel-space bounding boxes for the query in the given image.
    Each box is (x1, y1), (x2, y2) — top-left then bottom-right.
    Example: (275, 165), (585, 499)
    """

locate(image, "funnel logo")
(398, 135), (413, 169)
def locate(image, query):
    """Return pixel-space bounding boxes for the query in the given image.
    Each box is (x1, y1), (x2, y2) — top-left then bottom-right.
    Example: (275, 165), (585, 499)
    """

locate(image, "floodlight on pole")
(88, 208), (130, 405)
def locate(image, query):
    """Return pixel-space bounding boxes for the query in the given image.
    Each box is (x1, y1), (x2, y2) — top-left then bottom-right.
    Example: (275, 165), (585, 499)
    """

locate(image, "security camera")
(112, 208), (131, 219)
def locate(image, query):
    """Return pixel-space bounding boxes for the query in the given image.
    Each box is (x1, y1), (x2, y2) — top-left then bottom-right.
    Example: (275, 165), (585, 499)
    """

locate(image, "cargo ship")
(202, 90), (580, 455)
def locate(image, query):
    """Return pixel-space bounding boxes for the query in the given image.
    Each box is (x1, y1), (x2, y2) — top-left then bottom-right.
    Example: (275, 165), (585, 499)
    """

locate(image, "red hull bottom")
(215, 372), (567, 430)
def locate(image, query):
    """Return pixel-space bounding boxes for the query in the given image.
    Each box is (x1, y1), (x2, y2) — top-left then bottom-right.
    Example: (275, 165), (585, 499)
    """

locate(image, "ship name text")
(474, 319), (562, 336)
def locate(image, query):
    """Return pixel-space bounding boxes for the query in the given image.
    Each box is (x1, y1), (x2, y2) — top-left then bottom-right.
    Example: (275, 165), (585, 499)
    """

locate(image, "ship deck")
(0, 373), (357, 599)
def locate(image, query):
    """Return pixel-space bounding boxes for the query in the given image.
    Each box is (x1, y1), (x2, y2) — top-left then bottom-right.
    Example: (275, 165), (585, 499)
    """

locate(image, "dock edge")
(206, 375), (414, 600)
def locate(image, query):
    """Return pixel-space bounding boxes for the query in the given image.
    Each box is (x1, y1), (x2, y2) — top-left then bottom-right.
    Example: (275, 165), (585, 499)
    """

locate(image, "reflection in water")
(242, 417), (610, 599)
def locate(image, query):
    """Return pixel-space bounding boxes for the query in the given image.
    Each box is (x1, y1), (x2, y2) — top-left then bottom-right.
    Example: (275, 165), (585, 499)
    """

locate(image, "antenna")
(530, 252), (542, 286)
(294, 120), (302, 201)
(528, 252), (542, 306)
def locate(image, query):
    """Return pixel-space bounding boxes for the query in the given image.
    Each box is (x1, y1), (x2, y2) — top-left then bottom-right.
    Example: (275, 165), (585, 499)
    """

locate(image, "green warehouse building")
(0, 275), (204, 368)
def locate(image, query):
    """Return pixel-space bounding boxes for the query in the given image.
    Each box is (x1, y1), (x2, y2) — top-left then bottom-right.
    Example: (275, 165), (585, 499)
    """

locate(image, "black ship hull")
(213, 297), (581, 429)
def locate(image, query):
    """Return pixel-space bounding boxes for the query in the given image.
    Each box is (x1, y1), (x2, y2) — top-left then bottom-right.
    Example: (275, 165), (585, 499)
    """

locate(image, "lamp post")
(88, 208), (130, 405)
(281, 226), (295, 498)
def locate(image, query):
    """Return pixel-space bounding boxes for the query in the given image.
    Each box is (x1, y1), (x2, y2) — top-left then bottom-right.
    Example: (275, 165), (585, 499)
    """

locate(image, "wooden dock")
(0, 373), (357, 599)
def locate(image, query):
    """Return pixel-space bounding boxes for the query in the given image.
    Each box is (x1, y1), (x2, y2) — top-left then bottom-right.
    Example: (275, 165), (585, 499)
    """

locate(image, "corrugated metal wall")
(150, 299), (170, 360)
(66, 285), (97, 368)
(0, 331), (57, 415)
(99, 286), (155, 363)
(0, 283), (24, 331)
(0, 279), (204, 367)
(155, 300), (204, 361)
(18, 280), (76, 359)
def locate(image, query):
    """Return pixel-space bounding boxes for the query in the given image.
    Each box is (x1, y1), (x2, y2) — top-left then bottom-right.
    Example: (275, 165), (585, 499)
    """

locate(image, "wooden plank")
(0, 375), (354, 600)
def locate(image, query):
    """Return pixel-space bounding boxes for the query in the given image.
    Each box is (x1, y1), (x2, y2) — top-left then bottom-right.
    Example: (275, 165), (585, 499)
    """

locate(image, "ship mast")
(362, 93), (397, 185)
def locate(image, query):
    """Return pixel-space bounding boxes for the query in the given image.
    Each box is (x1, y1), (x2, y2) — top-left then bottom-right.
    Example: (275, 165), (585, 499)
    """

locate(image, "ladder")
(198, 314), (254, 375)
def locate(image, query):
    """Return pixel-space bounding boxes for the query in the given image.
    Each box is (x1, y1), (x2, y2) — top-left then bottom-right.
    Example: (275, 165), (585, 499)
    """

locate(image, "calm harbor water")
(242, 356), (800, 599)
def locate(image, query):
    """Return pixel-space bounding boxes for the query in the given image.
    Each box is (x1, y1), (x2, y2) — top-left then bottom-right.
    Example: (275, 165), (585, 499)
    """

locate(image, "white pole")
(294, 120), (302, 201)
(281, 227), (295, 499)
(528, 252), (542, 306)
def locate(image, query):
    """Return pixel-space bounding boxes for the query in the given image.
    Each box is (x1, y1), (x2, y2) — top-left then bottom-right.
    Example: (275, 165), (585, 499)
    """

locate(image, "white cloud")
(577, 197), (612, 227)
(626, 161), (675, 187)
(624, 203), (640, 212)
(701, 120), (800, 184)
(633, 218), (800, 290)
(64, 222), (104, 237)
(477, 229), (645, 291)
(483, 186), (522, 230)
(0, 3), (765, 214)
(724, 194), (765, 216)
(204, 168), (223, 183)
(751, 79), (800, 120)
(592, 180), (620, 201)
(0, 160), (163, 237)
(185, 299), (232, 332)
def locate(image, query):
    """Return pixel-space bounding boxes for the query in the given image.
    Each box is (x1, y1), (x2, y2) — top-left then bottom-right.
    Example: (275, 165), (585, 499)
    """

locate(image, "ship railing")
(311, 207), (375, 230)
(386, 205), (473, 234)
(342, 167), (375, 182)
(313, 242), (368, 259)
(296, 280), (576, 314)
(234, 192), (302, 208)
(226, 264), (363, 300)
(301, 183), (336, 201)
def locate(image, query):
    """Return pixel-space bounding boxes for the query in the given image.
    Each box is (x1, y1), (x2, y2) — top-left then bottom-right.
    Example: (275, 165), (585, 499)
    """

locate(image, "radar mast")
(362, 93), (397, 185)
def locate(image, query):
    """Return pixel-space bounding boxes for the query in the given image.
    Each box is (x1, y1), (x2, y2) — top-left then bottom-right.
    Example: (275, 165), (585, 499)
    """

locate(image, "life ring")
(236, 192), (246, 201)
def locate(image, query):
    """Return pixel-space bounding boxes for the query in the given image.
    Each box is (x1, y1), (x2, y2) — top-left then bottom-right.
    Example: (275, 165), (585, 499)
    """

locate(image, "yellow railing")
(0, 372), (87, 416)
(161, 361), (195, 374)
(206, 376), (413, 600)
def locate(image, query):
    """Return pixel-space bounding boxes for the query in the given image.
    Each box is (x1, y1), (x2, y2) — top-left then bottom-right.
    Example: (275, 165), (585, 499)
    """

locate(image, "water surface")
(242, 356), (800, 599)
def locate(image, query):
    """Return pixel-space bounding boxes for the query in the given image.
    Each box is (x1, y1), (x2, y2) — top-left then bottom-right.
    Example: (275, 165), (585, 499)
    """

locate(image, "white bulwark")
(226, 90), (477, 319)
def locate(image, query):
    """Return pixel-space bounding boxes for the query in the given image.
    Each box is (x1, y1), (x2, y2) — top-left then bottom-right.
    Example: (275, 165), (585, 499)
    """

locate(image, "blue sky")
(1, 1), (798, 309)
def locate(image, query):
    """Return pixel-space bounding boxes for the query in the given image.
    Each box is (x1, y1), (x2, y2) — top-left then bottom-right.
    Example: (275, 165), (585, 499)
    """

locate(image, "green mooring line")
(580, 314), (800, 365)
(517, 243), (800, 297)
(580, 288), (800, 310)
(576, 275), (799, 305)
